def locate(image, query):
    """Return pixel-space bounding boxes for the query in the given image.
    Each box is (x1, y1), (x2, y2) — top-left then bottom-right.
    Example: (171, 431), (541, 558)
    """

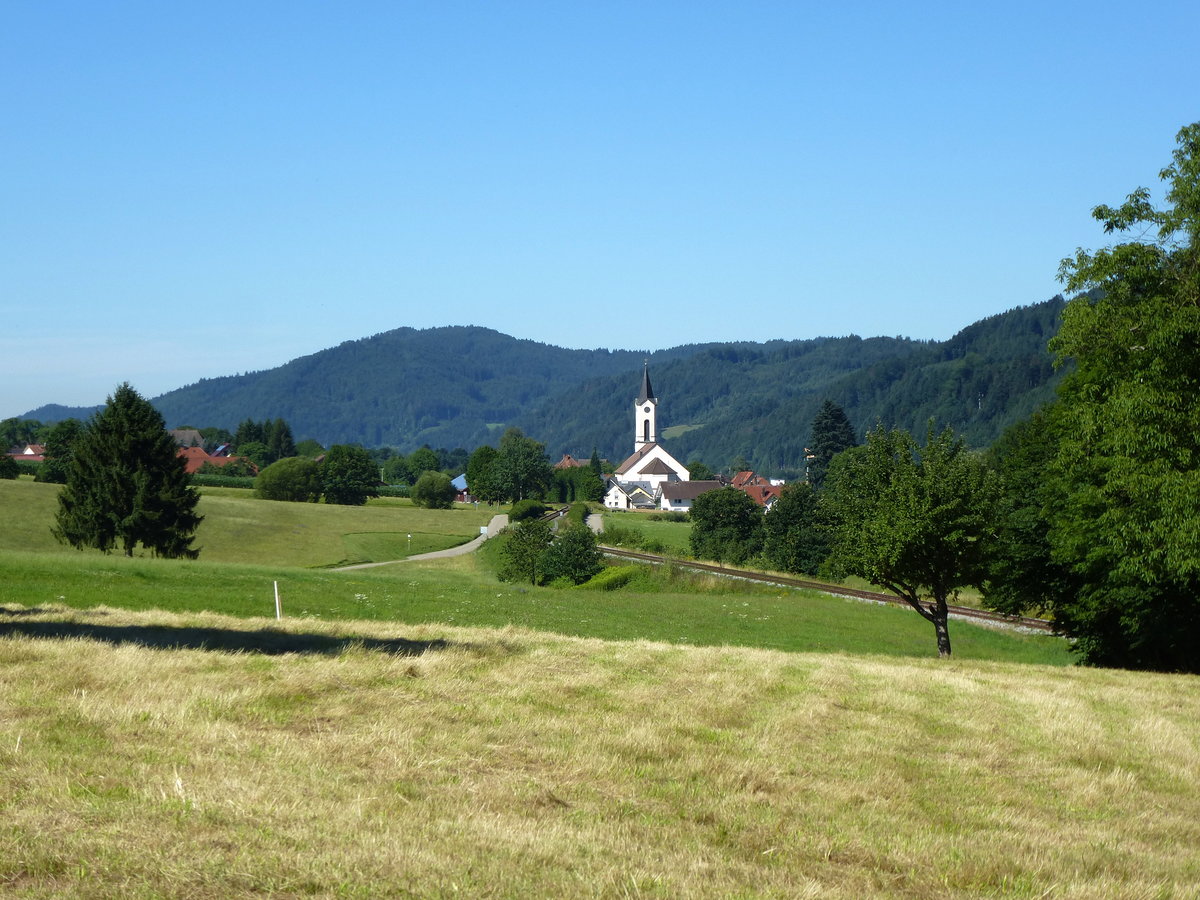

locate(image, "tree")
(553, 466), (604, 503)
(982, 407), (1078, 617)
(688, 487), (764, 565)
(761, 482), (829, 575)
(266, 418), (296, 463)
(320, 445), (379, 505)
(498, 518), (553, 584)
(823, 423), (998, 657)
(687, 459), (716, 481)
(494, 428), (552, 502)
(53, 383), (203, 558)
(295, 438), (324, 458)
(382, 455), (415, 485)
(34, 418), (84, 484)
(412, 471), (456, 509)
(589, 447), (604, 478)
(466, 444), (502, 503)
(408, 446), (440, 477)
(541, 525), (603, 585)
(237, 441), (271, 470)
(1039, 122), (1200, 670)
(256, 457), (322, 502)
(807, 400), (856, 488)
(0, 455), (19, 479)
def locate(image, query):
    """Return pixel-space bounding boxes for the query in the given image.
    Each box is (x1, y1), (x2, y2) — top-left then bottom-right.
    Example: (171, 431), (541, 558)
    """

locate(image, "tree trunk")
(931, 598), (952, 657)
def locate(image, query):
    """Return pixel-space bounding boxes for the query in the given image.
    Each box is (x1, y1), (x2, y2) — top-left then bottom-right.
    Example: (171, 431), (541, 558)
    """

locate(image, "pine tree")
(807, 400), (856, 488)
(53, 383), (203, 558)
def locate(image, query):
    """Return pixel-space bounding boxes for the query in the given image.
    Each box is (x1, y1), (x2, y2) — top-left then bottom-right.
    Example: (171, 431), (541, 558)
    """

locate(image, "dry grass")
(2, 605), (1197, 898)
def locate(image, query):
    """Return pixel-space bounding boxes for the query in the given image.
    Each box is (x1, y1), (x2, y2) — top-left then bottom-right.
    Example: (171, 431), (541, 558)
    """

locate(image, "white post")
(274, 580), (282, 620)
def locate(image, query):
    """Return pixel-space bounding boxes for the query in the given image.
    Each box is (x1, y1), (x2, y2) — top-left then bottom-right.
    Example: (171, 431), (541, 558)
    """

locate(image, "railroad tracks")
(598, 545), (1055, 633)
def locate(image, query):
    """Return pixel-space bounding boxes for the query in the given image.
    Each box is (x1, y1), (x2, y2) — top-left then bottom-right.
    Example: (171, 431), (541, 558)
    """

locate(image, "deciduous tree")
(823, 424), (998, 657)
(688, 487), (763, 565)
(1041, 122), (1200, 670)
(761, 482), (829, 575)
(256, 457), (322, 502)
(412, 471), (456, 509)
(541, 525), (603, 585)
(498, 518), (553, 584)
(34, 418), (83, 484)
(495, 428), (552, 502)
(320, 445), (379, 506)
(53, 383), (202, 558)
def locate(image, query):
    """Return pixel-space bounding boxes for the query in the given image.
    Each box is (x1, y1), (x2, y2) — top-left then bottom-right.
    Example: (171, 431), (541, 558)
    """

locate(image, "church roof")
(637, 363), (655, 404)
(615, 443), (657, 476)
(637, 457), (678, 476)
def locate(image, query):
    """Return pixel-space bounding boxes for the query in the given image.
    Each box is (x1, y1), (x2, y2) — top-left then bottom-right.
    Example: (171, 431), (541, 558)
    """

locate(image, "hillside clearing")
(1, 605), (1196, 898)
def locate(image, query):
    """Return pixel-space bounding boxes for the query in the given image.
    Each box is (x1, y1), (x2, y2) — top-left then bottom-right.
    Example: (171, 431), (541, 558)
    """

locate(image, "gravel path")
(332, 514), (509, 571)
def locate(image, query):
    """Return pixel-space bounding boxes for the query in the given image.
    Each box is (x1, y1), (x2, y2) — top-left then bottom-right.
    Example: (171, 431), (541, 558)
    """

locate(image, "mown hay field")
(1, 606), (1197, 898)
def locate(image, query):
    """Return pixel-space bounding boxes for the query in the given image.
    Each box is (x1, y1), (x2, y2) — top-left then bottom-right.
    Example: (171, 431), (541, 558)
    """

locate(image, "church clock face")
(643, 406), (651, 413)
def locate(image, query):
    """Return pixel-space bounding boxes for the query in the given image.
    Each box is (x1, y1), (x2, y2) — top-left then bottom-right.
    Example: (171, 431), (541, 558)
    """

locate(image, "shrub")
(256, 457), (322, 502)
(540, 525), (603, 585)
(509, 499), (547, 522)
(192, 473), (257, 490)
(0, 455), (19, 479)
(411, 471), (456, 509)
(575, 565), (640, 591)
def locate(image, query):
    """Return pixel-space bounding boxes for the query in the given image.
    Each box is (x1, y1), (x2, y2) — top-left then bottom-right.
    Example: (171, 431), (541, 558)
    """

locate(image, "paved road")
(332, 514), (509, 571)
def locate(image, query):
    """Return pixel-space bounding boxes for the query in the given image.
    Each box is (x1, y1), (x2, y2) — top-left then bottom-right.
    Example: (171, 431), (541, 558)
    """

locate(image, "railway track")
(598, 545), (1055, 633)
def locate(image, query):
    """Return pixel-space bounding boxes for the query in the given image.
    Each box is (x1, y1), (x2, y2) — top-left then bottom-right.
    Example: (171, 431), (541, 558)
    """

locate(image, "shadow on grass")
(0, 618), (450, 657)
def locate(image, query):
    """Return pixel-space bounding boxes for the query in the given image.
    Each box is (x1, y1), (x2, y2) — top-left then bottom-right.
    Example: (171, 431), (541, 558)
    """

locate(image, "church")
(603, 364), (700, 510)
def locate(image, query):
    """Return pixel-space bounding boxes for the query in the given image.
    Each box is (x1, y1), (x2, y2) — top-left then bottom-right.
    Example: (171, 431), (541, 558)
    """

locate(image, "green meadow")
(0, 479), (1065, 663)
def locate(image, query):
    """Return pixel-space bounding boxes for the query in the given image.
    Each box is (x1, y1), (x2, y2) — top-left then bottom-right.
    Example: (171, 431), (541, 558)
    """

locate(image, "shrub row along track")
(598, 546), (1055, 633)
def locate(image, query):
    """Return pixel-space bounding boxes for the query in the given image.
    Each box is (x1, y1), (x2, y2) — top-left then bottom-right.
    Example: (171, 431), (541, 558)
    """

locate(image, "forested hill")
(25, 298), (1067, 476)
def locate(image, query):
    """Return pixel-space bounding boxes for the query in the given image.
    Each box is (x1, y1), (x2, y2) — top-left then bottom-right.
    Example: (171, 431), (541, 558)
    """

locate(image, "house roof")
(739, 483), (784, 507)
(553, 453), (588, 469)
(660, 480), (724, 501)
(170, 429), (205, 448)
(731, 470), (770, 488)
(177, 446), (257, 475)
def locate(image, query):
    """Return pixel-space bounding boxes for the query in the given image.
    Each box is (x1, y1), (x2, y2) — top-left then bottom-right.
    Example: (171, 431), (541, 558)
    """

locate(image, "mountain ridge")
(22, 299), (1067, 476)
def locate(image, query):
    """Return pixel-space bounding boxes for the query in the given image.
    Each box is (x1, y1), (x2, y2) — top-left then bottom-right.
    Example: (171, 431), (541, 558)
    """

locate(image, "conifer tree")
(53, 383), (203, 558)
(807, 400), (856, 488)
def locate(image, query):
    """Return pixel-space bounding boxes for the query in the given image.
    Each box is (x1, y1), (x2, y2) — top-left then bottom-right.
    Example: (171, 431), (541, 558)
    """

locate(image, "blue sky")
(2, 1), (1198, 419)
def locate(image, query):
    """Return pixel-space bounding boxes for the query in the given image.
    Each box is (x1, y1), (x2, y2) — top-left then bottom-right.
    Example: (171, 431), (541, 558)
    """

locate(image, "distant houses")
(4, 443), (46, 463)
(170, 431), (257, 475)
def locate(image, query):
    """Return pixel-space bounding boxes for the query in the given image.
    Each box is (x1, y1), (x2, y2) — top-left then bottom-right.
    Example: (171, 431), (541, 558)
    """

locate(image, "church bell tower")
(634, 361), (657, 450)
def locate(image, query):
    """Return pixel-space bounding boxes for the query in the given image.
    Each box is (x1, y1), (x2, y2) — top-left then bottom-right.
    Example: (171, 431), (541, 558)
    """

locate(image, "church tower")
(634, 361), (657, 450)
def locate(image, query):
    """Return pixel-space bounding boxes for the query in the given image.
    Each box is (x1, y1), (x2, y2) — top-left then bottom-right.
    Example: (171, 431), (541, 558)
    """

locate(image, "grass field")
(600, 510), (693, 554)
(1, 605), (1197, 898)
(0, 478), (1066, 663)
(0, 480), (493, 567)
(2, 477), (1195, 896)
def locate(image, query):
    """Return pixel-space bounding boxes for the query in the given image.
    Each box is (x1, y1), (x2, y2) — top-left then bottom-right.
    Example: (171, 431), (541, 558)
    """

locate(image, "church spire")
(637, 360), (655, 404)
(634, 361), (658, 450)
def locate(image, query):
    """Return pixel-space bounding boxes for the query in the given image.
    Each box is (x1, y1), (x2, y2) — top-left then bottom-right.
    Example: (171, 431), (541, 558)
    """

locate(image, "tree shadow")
(0, 618), (451, 657)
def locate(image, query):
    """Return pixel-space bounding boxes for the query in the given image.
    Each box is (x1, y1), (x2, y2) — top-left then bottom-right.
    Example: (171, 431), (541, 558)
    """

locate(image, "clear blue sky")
(2, 1), (1198, 419)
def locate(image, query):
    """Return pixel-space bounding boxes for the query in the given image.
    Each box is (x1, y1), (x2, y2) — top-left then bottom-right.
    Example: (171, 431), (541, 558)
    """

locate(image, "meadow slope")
(1, 606), (1197, 899)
